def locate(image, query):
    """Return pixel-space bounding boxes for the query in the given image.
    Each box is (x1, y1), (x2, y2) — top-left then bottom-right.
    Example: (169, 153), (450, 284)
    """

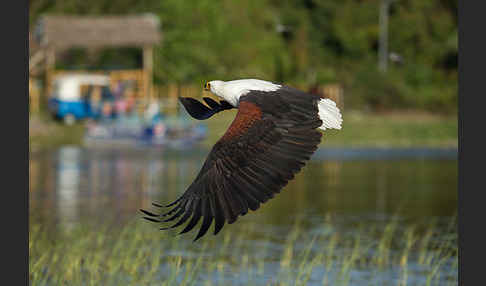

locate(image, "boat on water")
(84, 114), (207, 149)
(84, 101), (208, 149)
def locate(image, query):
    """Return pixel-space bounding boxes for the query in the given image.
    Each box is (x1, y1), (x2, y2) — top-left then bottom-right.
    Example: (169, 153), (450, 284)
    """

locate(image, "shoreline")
(29, 110), (458, 153)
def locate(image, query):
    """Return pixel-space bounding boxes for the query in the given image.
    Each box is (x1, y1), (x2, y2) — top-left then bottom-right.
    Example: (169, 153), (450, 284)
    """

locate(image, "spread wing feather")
(141, 88), (323, 241)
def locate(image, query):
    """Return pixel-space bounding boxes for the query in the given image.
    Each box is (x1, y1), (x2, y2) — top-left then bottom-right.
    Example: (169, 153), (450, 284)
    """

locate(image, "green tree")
(29, 0), (457, 113)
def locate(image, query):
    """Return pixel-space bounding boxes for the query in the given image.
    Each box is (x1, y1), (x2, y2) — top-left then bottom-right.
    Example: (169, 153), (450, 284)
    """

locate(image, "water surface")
(29, 146), (457, 285)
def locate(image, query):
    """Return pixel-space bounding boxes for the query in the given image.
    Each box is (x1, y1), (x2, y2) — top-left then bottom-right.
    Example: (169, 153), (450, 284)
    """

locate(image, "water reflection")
(29, 146), (457, 230)
(56, 147), (81, 228)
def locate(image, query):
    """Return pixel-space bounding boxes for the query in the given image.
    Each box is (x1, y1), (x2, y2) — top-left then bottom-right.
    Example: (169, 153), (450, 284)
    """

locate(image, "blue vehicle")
(48, 74), (111, 124)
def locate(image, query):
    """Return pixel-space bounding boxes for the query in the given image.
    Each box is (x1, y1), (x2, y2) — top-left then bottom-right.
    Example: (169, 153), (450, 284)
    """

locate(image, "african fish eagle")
(141, 79), (343, 241)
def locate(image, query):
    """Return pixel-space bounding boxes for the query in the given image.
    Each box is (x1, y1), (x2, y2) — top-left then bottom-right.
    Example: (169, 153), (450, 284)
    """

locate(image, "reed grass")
(29, 215), (457, 285)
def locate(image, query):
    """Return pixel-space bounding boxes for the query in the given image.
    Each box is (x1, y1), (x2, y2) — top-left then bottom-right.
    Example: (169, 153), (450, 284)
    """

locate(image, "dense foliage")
(29, 0), (457, 113)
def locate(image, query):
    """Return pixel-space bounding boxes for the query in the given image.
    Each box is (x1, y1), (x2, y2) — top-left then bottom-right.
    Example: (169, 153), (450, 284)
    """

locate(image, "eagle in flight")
(141, 79), (342, 241)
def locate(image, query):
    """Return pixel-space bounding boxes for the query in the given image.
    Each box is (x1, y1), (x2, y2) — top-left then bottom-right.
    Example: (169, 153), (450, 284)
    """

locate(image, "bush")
(342, 63), (456, 114)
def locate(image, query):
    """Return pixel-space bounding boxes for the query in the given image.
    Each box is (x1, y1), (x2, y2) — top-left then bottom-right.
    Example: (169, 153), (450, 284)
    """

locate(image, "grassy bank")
(29, 110), (457, 152)
(202, 110), (458, 149)
(30, 216), (457, 285)
(29, 114), (86, 152)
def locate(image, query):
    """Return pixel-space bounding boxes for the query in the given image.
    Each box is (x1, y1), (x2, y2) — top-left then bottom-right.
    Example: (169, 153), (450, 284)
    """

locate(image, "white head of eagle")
(205, 79), (282, 107)
(141, 78), (343, 241)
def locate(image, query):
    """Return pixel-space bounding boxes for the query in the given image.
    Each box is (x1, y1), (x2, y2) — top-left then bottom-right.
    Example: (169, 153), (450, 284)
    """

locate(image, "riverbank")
(29, 114), (86, 153)
(202, 110), (458, 149)
(29, 110), (457, 152)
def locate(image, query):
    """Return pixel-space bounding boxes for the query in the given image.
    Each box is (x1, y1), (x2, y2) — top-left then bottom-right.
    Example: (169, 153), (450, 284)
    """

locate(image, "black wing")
(179, 97), (234, 120)
(141, 88), (323, 241)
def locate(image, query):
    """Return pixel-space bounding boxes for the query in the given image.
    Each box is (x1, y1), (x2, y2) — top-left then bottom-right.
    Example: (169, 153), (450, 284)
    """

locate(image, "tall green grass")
(29, 215), (457, 285)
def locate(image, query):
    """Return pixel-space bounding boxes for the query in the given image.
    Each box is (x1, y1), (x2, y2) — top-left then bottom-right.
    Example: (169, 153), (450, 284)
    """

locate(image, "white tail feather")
(317, 98), (342, 130)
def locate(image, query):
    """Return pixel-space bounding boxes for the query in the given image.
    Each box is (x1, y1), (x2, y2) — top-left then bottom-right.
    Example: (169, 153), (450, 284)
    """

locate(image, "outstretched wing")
(141, 88), (323, 241)
(179, 97), (234, 120)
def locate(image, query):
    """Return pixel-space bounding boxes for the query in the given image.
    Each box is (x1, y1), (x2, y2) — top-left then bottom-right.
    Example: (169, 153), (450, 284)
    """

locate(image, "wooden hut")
(30, 14), (161, 108)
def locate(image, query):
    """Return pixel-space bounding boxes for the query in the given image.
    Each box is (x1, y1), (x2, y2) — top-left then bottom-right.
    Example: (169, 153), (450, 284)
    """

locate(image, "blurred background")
(29, 1), (457, 285)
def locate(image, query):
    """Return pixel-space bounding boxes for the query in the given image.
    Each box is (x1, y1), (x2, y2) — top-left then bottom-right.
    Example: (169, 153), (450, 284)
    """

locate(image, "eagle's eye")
(204, 82), (211, 90)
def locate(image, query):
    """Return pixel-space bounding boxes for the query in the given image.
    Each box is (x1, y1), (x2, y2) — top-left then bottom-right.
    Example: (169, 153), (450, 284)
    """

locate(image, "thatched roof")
(35, 14), (161, 50)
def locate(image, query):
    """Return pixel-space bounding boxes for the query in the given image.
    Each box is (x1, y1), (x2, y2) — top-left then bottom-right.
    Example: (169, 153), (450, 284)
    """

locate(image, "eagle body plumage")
(141, 79), (342, 241)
